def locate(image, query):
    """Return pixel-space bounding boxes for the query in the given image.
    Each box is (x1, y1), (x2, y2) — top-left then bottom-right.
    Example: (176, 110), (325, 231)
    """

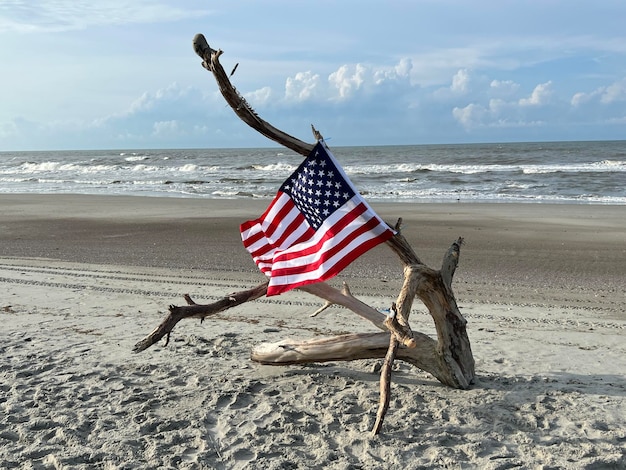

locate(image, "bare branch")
(310, 282), (352, 318)
(441, 237), (464, 290)
(372, 334), (399, 436)
(133, 282), (268, 352)
(299, 282), (387, 330)
(192, 33), (314, 157)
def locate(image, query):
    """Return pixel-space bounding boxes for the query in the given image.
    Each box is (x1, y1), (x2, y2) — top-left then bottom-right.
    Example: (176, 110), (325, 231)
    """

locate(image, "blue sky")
(1, 0), (626, 151)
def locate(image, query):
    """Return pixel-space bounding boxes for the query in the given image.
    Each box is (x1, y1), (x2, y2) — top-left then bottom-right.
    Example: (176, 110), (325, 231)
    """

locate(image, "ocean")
(1, 141), (624, 204)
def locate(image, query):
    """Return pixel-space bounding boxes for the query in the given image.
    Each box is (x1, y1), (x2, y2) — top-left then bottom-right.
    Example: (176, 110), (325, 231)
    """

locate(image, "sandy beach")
(1, 194), (625, 469)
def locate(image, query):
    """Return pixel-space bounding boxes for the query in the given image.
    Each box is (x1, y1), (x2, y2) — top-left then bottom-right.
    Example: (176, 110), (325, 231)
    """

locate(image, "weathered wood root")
(250, 331), (437, 367)
(251, 236), (475, 389)
(132, 36), (478, 437)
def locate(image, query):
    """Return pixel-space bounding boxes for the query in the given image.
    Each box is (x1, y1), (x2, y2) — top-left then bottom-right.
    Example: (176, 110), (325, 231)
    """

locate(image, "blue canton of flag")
(280, 148), (356, 230)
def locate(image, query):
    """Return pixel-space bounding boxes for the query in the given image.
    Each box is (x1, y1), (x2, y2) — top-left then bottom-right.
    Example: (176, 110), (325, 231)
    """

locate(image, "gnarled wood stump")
(135, 35), (475, 434)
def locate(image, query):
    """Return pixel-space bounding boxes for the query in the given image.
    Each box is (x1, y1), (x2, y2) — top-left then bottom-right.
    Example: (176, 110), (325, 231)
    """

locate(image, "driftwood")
(135, 35), (475, 435)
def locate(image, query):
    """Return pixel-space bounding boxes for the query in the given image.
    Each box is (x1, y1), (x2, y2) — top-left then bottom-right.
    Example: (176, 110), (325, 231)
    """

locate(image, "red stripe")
(270, 211), (308, 249)
(266, 232), (389, 296)
(270, 212), (387, 278)
(243, 195), (318, 260)
(262, 195), (296, 241)
(246, 212), (313, 260)
(273, 202), (368, 264)
(240, 192), (288, 241)
(240, 194), (281, 234)
(241, 228), (264, 249)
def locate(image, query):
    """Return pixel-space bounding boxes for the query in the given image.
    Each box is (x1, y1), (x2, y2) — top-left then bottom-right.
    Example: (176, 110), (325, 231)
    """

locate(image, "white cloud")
(0, 0), (213, 33)
(394, 58), (412, 79)
(245, 86), (273, 106)
(371, 58), (412, 85)
(600, 78), (626, 104)
(571, 91), (594, 107)
(452, 103), (487, 129)
(128, 83), (196, 114)
(452, 100), (548, 130)
(571, 77), (626, 107)
(451, 78), (559, 130)
(490, 79), (520, 96)
(279, 59), (413, 105)
(433, 68), (485, 100)
(488, 98), (509, 114)
(519, 81), (553, 106)
(152, 120), (180, 137)
(451, 69), (471, 94)
(285, 71), (321, 102)
(328, 64), (367, 100)
(407, 47), (491, 87)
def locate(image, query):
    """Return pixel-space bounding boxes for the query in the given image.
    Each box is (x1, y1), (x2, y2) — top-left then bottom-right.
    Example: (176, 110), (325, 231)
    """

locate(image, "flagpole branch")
(193, 34), (315, 157)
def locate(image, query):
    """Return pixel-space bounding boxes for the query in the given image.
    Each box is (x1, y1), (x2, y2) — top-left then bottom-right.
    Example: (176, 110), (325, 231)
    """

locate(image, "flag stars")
(279, 144), (356, 230)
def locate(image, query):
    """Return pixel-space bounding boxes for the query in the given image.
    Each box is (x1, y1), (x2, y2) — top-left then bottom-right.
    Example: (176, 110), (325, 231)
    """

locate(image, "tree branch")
(133, 282), (268, 352)
(192, 33), (314, 157)
(372, 334), (399, 436)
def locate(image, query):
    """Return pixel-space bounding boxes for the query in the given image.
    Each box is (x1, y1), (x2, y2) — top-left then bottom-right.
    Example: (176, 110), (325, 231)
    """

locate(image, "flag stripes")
(240, 142), (394, 296)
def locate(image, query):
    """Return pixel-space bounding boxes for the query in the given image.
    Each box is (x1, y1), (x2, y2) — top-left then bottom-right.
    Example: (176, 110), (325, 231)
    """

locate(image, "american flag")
(240, 142), (395, 296)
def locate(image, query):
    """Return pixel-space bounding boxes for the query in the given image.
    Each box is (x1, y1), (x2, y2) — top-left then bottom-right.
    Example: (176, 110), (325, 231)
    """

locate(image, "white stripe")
(270, 196), (382, 268)
(268, 223), (389, 288)
(270, 209), (382, 272)
(242, 202), (303, 254)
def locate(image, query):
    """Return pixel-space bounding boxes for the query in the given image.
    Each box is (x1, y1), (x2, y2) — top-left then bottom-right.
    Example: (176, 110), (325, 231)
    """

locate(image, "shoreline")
(2, 193), (624, 317)
(2, 190), (626, 206)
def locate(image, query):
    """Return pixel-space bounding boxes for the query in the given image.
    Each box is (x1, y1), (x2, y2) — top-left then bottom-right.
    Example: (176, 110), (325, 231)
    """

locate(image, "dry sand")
(1, 194), (625, 469)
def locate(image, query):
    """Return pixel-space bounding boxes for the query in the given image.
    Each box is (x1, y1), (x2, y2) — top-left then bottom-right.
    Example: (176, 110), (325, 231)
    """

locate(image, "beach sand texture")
(1, 195), (625, 469)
